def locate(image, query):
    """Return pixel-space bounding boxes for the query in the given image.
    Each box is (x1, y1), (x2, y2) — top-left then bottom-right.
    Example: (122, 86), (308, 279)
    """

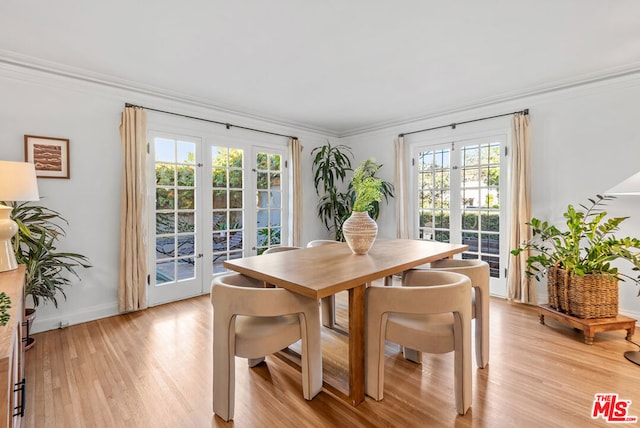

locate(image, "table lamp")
(0, 161), (40, 272)
(606, 170), (640, 366)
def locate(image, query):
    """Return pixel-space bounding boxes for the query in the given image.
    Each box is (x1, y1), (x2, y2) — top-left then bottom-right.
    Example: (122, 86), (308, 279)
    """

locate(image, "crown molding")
(340, 63), (640, 137)
(0, 49), (339, 138)
(2, 49), (639, 139)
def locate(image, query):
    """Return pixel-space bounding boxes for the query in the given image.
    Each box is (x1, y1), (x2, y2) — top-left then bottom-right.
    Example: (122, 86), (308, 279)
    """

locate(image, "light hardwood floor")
(25, 289), (640, 428)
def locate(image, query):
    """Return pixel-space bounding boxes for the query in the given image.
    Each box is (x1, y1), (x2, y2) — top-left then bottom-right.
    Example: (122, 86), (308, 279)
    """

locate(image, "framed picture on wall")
(24, 135), (70, 179)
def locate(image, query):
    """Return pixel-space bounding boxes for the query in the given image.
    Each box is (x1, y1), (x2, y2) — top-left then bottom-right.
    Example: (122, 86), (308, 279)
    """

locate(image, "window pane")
(229, 170), (243, 188)
(156, 188), (175, 210)
(177, 165), (194, 186)
(177, 235), (195, 257)
(229, 231), (243, 251)
(212, 168), (226, 187)
(177, 258), (195, 280)
(156, 213), (175, 234)
(177, 141), (196, 164)
(213, 211), (227, 230)
(155, 139), (175, 162)
(156, 236), (175, 259)
(177, 189), (194, 209)
(257, 172), (268, 189)
(177, 213), (194, 233)
(269, 154), (281, 170)
(212, 147), (228, 166)
(229, 211), (243, 229)
(213, 190), (227, 209)
(156, 164), (175, 185)
(229, 149), (243, 167)
(229, 190), (243, 208)
(156, 260), (174, 284)
(257, 152), (268, 169)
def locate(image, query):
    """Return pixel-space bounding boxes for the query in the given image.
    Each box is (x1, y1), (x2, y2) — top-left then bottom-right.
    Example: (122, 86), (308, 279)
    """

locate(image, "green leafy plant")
(311, 144), (395, 241)
(311, 142), (354, 241)
(0, 292), (11, 326)
(351, 159), (383, 212)
(511, 195), (640, 293)
(10, 201), (92, 307)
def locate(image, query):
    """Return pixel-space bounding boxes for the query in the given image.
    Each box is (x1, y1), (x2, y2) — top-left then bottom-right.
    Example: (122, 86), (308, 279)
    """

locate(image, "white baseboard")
(30, 303), (119, 334)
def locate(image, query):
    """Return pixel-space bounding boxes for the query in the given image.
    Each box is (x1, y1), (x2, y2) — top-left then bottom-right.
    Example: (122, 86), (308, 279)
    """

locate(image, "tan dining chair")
(365, 270), (472, 415)
(210, 273), (322, 421)
(262, 246), (301, 254)
(306, 239), (341, 328)
(407, 259), (490, 368)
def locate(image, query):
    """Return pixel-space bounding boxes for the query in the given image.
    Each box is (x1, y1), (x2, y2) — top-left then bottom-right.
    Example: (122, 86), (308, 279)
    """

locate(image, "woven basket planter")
(547, 266), (618, 318)
(567, 273), (618, 319)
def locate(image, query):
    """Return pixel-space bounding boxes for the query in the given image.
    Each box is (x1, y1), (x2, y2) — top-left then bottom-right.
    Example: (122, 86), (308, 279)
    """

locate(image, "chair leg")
(321, 295), (335, 329)
(213, 324), (235, 421)
(248, 357), (265, 367)
(453, 314), (472, 415)
(402, 347), (422, 363)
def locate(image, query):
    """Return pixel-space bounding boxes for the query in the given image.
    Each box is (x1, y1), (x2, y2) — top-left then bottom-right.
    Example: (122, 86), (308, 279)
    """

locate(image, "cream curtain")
(506, 112), (535, 303)
(394, 136), (410, 239)
(289, 138), (303, 247)
(119, 106), (148, 312)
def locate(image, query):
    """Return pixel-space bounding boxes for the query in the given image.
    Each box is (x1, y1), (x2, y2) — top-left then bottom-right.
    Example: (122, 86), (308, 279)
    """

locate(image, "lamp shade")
(0, 161), (40, 201)
(606, 171), (640, 196)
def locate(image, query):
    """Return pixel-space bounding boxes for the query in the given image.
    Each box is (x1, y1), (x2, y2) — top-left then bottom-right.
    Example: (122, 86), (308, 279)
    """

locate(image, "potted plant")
(511, 194), (640, 318)
(311, 142), (354, 241)
(342, 159), (385, 255)
(9, 201), (91, 348)
(311, 143), (394, 241)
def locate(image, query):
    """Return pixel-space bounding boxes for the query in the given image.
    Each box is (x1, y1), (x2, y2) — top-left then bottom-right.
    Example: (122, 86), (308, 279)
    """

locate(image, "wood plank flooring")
(24, 290), (640, 427)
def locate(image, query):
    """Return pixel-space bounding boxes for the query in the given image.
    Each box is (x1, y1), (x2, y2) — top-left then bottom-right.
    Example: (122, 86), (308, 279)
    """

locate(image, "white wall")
(0, 63), (331, 333)
(3, 62), (640, 331)
(341, 73), (640, 320)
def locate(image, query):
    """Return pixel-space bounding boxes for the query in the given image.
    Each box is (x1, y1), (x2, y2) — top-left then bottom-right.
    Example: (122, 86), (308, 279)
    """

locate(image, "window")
(147, 126), (288, 305)
(413, 134), (508, 295)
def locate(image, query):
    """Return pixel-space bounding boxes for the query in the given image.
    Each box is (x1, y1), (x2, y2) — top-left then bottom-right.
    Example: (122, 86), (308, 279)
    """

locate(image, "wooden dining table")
(223, 238), (468, 406)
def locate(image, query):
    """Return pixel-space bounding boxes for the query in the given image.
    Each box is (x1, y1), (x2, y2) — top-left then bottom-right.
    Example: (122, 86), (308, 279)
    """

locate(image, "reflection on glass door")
(150, 135), (202, 305)
(255, 150), (282, 254)
(211, 146), (245, 273)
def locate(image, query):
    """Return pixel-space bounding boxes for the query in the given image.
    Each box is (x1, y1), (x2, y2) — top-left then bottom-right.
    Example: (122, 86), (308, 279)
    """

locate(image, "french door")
(412, 134), (509, 296)
(148, 131), (287, 306)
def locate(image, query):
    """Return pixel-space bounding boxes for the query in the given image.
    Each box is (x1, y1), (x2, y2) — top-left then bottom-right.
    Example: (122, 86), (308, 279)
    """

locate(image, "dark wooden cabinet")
(0, 266), (25, 428)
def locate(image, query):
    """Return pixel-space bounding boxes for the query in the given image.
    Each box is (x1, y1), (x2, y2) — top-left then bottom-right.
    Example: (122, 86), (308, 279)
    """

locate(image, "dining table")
(223, 238), (468, 406)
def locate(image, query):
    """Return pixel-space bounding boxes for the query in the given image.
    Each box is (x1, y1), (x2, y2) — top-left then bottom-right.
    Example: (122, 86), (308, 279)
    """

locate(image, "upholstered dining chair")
(306, 239), (341, 328)
(365, 270), (472, 415)
(407, 259), (490, 368)
(210, 273), (322, 421)
(262, 246), (301, 254)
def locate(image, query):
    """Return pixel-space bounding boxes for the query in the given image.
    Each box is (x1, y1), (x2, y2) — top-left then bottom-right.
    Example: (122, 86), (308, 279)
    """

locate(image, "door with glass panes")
(413, 135), (508, 296)
(149, 132), (287, 305)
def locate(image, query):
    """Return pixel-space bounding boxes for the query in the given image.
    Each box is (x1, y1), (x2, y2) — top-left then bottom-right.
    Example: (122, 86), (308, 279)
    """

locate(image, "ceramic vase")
(342, 211), (378, 255)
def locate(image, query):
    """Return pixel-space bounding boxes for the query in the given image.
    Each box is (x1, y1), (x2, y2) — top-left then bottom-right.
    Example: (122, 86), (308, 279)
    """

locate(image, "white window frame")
(408, 128), (512, 297)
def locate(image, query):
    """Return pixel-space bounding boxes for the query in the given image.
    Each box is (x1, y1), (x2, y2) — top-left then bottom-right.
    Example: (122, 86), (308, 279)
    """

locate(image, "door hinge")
(504, 146), (508, 156)
(147, 143), (150, 154)
(284, 160), (288, 168)
(147, 274), (151, 286)
(411, 158), (415, 166)
(504, 268), (508, 278)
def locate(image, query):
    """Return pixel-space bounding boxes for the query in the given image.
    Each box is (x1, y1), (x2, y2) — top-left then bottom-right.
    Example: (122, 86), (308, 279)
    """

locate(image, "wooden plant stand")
(538, 304), (637, 345)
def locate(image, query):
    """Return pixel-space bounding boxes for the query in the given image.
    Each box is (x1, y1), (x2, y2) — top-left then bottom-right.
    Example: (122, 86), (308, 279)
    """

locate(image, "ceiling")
(1, 1), (640, 136)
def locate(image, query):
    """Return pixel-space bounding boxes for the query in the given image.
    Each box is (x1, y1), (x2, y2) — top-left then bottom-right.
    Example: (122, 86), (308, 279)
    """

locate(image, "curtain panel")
(119, 106), (148, 312)
(394, 136), (410, 239)
(289, 138), (303, 247)
(506, 112), (535, 304)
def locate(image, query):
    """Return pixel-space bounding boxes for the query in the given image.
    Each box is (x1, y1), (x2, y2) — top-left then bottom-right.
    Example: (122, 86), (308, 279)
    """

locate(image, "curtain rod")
(398, 108), (529, 138)
(124, 103), (298, 140)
